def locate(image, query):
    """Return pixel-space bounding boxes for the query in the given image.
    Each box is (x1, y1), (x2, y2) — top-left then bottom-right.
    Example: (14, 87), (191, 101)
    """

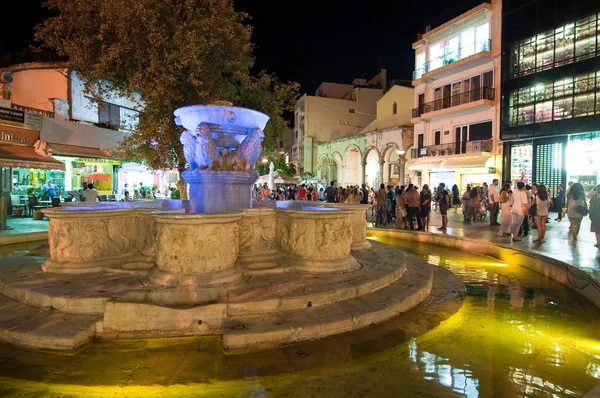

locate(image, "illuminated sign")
(0, 130), (32, 144)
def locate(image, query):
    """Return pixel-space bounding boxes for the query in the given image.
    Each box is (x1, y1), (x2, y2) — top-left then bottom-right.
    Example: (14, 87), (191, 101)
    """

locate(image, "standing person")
(498, 183), (512, 236)
(325, 181), (337, 203)
(470, 186), (481, 223)
(451, 184), (461, 213)
(462, 185), (472, 222)
(567, 182), (587, 246)
(405, 184), (422, 231)
(395, 187), (407, 229)
(519, 185), (533, 237)
(589, 184), (600, 249)
(261, 184), (270, 201)
(436, 183), (450, 231)
(555, 184), (565, 221)
(533, 184), (551, 243)
(419, 184), (432, 231)
(360, 184), (369, 204)
(387, 185), (395, 224)
(375, 184), (388, 227)
(510, 182), (530, 242)
(43, 180), (57, 199)
(297, 184), (307, 200)
(82, 183), (99, 202)
(489, 179), (500, 226)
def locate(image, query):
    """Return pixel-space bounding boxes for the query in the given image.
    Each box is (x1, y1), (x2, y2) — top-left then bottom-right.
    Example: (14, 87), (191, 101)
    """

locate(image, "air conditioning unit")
(440, 150), (446, 156)
(431, 151), (437, 156)
(0, 69), (13, 84)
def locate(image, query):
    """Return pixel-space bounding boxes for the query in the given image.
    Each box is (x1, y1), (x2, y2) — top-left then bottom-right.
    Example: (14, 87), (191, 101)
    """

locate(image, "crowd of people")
(252, 178), (600, 249)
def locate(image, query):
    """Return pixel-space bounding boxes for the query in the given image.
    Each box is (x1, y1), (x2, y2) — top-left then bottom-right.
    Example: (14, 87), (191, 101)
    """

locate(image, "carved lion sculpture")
(233, 127), (264, 171)
(195, 123), (221, 170)
(179, 129), (198, 170)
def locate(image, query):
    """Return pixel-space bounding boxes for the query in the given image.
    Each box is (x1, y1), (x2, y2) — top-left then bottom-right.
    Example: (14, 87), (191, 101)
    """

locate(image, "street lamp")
(396, 149), (406, 156)
(261, 158), (268, 174)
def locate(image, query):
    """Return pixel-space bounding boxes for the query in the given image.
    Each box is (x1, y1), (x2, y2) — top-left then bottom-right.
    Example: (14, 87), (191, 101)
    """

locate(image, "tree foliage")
(35, 0), (298, 196)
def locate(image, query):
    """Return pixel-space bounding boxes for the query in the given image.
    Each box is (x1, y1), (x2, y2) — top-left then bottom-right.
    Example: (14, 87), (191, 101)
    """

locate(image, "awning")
(0, 145), (65, 170)
(442, 155), (492, 169)
(407, 158), (445, 171)
(47, 143), (111, 158)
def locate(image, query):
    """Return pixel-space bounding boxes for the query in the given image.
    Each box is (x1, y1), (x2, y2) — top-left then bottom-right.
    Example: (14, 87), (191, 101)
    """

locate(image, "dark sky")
(1, 0), (483, 94)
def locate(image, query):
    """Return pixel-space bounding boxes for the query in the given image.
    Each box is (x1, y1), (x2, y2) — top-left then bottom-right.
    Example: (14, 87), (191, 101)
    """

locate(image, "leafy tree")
(35, 0), (297, 199)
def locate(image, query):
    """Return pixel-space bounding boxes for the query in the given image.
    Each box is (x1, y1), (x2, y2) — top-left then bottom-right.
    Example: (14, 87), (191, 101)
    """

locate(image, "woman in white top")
(510, 181), (530, 242)
(498, 183), (512, 236)
(533, 184), (551, 243)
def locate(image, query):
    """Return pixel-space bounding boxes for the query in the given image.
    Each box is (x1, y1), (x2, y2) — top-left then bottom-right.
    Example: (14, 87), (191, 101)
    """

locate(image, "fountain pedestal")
(182, 169), (257, 214)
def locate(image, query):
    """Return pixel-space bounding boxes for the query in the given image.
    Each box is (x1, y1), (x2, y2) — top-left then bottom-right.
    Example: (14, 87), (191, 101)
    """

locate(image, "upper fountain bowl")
(174, 105), (269, 133)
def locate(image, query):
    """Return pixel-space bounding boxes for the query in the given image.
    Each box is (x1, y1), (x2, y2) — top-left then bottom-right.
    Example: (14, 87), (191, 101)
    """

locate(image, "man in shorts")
(437, 182), (450, 231)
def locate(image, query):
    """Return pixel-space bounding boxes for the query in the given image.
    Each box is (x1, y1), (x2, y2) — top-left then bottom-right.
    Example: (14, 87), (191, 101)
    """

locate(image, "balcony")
(410, 139), (493, 159)
(413, 39), (492, 82)
(411, 87), (494, 123)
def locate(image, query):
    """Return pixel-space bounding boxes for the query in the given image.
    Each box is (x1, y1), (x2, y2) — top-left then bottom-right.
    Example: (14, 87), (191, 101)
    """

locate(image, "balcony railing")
(413, 39), (491, 80)
(411, 139), (493, 159)
(11, 103), (55, 118)
(412, 87), (494, 118)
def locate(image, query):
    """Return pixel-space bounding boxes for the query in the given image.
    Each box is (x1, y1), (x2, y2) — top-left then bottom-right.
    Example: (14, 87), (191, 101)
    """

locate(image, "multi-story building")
(0, 62), (175, 201)
(315, 82), (414, 187)
(501, 0), (600, 195)
(292, 70), (385, 178)
(407, 0), (503, 191)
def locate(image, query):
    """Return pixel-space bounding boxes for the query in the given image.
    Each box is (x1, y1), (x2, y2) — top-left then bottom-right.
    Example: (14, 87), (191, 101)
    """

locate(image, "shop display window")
(535, 142), (564, 197)
(535, 101), (553, 123)
(507, 70), (600, 126)
(509, 12), (599, 78)
(510, 144), (533, 184)
(553, 97), (573, 120)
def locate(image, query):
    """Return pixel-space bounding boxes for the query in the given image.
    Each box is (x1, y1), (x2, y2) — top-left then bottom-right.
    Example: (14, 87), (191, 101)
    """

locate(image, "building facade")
(315, 84), (414, 187)
(501, 0), (600, 195)
(1, 63), (175, 199)
(292, 71), (386, 177)
(408, 0), (503, 192)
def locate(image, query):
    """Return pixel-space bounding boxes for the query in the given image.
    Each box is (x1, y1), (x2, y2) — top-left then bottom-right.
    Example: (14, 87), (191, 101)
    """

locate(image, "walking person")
(498, 183), (512, 236)
(555, 184), (565, 221)
(470, 186), (481, 223)
(419, 184), (432, 231)
(488, 179), (500, 226)
(533, 184), (551, 243)
(462, 185), (472, 223)
(436, 183), (450, 231)
(567, 182), (587, 246)
(589, 184), (600, 249)
(510, 182), (530, 242)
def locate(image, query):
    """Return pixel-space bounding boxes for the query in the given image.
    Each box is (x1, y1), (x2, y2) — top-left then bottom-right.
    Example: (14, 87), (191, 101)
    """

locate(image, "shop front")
(0, 125), (65, 209)
(52, 156), (120, 197)
(117, 162), (178, 199)
(504, 131), (600, 196)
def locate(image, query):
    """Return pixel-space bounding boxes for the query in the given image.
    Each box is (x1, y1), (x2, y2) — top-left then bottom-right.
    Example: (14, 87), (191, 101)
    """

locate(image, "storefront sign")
(24, 113), (42, 130)
(76, 157), (122, 166)
(0, 125), (39, 146)
(578, 175), (597, 188)
(458, 167), (489, 175)
(0, 107), (24, 125)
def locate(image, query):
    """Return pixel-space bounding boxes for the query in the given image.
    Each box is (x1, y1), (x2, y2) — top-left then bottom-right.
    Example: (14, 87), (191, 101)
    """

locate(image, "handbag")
(576, 204), (588, 216)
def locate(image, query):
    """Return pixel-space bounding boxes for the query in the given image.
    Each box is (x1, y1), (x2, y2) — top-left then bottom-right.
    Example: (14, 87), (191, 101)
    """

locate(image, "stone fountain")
(0, 103), (460, 354)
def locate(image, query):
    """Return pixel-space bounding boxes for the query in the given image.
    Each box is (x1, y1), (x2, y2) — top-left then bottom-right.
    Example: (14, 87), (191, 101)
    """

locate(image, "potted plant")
(12, 208), (23, 217)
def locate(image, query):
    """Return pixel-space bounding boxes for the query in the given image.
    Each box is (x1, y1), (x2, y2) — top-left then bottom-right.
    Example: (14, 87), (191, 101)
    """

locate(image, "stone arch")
(344, 144), (362, 187)
(330, 151), (343, 185)
(380, 142), (401, 187)
(317, 154), (331, 181)
(363, 146), (381, 189)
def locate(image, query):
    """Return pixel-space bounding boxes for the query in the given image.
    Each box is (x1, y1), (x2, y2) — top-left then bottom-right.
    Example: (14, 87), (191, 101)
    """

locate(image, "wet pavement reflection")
(1, 238), (600, 397)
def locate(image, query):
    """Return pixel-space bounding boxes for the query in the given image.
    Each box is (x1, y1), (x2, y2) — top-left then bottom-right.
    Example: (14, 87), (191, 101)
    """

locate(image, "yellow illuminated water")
(0, 238), (600, 397)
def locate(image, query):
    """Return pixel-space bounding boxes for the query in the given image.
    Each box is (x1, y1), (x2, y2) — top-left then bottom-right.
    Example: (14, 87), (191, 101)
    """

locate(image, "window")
(509, 12), (600, 77)
(98, 102), (121, 128)
(349, 109), (355, 113)
(468, 121), (492, 141)
(434, 130), (441, 145)
(392, 102), (397, 115)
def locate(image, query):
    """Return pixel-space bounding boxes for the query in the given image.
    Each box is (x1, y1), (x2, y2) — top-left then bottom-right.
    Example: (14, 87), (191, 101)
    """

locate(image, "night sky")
(1, 0), (482, 94)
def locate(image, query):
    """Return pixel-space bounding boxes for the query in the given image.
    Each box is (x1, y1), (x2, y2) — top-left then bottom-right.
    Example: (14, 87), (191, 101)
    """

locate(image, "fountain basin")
(148, 212), (244, 287)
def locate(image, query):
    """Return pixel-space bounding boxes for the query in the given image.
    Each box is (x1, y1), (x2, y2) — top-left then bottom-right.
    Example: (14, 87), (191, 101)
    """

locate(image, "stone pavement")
(0, 216), (48, 245)
(368, 208), (600, 281)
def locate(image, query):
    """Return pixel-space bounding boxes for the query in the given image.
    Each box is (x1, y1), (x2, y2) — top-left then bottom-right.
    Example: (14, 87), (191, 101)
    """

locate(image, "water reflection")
(382, 237), (600, 397)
